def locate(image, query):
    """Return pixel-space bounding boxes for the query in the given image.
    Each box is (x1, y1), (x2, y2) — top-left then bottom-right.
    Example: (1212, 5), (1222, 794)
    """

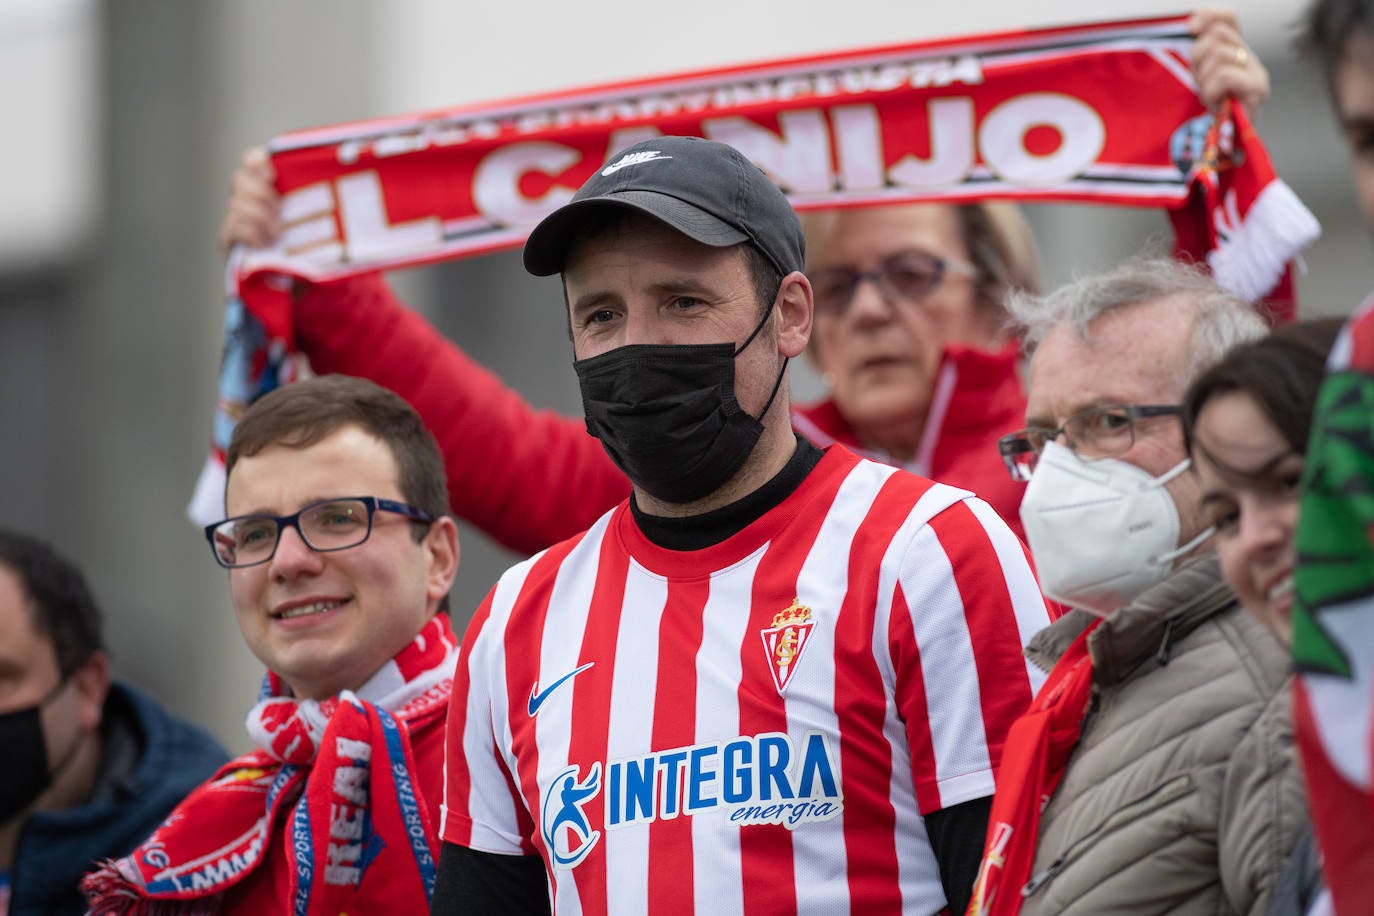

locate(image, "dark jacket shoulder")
(11, 680), (227, 916)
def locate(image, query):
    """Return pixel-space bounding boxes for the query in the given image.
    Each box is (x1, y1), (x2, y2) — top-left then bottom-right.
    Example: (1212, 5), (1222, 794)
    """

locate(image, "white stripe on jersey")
(873, 480), (972, 694)
(869, 480), (969, 696)
(869, 481), (973, 903)
(602, 565), (668, 914)
(786, 459), (892, 903)
(530, 515), (617, 916)
(892, 485), (998, 810)
(455, 552), (526, 853)
(965, 497), (1052, 695)
(690, 550), (762, 913)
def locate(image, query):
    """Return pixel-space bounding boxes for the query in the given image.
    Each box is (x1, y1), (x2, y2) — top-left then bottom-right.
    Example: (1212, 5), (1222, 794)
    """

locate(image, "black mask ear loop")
(734, 302), (790, 422)
(732, 300), (776, 357)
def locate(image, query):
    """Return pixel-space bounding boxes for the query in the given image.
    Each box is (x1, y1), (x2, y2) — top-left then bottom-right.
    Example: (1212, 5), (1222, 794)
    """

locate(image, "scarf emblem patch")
(760, 598), (816, 695)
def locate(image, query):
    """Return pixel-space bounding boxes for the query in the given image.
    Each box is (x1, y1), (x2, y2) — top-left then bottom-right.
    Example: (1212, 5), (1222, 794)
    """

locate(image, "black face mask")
(574, 307), (787, 504)
(0, 679), (69, 823)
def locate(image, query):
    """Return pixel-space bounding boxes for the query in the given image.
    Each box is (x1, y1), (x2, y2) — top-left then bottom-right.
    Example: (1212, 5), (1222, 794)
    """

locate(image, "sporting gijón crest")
(760, 598), (816, 694)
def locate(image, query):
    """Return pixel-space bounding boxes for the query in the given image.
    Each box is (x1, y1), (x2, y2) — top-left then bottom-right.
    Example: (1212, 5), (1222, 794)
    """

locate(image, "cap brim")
(522, 190), (749, 276)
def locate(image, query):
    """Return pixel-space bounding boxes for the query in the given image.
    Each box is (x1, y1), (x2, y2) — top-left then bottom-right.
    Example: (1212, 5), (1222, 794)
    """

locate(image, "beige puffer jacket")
(1017, 554), (1306, 916)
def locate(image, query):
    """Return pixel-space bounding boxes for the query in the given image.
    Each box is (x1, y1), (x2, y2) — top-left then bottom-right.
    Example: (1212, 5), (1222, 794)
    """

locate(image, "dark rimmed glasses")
(204, 496), (434, 569)
(809, 250), (978, 318)
(997, 404), (1182, 481)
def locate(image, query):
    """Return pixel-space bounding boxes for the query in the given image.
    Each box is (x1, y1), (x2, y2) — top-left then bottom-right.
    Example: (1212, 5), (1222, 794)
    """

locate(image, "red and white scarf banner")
(187, 13), (1320, 526)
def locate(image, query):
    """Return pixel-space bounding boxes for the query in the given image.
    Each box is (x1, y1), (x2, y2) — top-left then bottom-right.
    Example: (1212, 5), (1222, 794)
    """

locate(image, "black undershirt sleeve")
(431, 842), (551, 916)
(924, 795), (993, 915)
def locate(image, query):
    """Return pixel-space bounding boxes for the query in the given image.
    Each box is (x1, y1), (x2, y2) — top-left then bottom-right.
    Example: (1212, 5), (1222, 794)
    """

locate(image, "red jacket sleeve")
(294, 273), (630, 555)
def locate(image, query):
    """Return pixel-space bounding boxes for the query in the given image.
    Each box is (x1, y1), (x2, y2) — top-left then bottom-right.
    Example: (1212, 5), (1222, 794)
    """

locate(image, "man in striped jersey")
(431, 135), (1054, 915)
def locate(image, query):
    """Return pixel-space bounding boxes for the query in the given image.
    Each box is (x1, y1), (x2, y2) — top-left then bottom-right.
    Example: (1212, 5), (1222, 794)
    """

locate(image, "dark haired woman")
(1181, 317), (1344, 916)
(1183, 318), (1344, 641)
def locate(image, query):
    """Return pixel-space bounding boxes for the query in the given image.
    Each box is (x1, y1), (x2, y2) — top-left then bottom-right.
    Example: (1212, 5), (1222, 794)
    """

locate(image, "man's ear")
(774, 271), (813, 359)
(423, 517), (461, 611)
(69, 650), (111, 732)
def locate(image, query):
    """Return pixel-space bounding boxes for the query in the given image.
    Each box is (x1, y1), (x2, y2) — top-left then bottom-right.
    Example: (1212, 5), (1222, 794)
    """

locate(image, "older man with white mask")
(967, 258), (1307, 916)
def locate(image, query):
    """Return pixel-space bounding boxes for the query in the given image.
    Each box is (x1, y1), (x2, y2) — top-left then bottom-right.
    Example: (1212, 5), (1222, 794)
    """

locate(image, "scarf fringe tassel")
(1209, 178), (1322, 305)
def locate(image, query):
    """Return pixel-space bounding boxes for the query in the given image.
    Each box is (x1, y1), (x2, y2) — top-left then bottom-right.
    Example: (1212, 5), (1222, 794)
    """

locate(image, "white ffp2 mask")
(1018, 441), (1212, 615)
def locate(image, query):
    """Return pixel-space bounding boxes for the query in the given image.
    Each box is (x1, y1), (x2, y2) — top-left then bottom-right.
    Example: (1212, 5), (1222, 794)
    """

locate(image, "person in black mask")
(546, 139), (808, 513)
(430, 136), (1054, 915)
(0, 530), (225, 916)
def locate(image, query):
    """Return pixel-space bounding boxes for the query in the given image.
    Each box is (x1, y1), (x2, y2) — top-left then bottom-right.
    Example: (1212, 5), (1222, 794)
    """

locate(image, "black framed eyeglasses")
(204, 496), (435, 569)
(808, 250), (978, 318)
(997, 404), (1182, 481)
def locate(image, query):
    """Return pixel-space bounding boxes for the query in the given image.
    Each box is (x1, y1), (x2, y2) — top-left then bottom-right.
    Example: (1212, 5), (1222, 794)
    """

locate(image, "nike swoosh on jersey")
(527, 662), (595, 716)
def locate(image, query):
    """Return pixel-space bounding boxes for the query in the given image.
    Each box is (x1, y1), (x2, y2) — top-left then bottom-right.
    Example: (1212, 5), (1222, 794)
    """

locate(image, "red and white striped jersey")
(441, 446), (1051, 913)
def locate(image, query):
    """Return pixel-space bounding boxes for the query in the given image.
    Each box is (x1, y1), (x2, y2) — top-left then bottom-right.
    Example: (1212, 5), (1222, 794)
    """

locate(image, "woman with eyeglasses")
(792, 203), (1039, 538)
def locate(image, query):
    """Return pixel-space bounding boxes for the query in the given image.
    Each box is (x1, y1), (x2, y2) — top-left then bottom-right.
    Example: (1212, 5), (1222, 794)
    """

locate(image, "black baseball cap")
(522, 136), (805, 278)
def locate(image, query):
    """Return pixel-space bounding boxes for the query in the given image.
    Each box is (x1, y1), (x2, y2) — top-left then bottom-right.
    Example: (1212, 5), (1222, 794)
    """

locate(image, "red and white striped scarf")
(186, 13), (1320, 526)
(81, 615), (457, 916)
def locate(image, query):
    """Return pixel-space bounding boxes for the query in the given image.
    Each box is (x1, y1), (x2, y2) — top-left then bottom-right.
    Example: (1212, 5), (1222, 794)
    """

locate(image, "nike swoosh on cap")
(527, 662), (596, 716)
(601, 151), (673, 175)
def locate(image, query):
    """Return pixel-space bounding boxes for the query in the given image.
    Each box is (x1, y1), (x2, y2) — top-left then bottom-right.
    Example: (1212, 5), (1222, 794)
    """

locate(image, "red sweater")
(296, 274), (1027, 551)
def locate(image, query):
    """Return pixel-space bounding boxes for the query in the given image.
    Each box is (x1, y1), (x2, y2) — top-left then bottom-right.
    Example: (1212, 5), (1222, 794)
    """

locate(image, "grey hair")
(1007, 256), (1269, 387)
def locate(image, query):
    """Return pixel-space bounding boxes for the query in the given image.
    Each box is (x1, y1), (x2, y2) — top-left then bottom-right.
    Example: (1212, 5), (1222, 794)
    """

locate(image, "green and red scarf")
(1293, 294), (1374, 916)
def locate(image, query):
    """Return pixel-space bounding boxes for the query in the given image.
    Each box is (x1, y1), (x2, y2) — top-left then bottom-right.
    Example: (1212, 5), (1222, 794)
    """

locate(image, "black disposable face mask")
(574, 306), (787, 505)
(0, 678), (71, 823)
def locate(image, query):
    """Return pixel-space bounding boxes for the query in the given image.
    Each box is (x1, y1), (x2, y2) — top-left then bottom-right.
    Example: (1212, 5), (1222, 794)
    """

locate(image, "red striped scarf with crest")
(82, 615), (457, 915)
(186, 13), (1319, 526)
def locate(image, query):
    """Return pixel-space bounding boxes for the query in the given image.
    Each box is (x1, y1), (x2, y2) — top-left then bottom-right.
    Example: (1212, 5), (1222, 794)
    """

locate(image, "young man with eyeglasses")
(966, 257), (1307, 916)
(83, 375), (460, 915)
